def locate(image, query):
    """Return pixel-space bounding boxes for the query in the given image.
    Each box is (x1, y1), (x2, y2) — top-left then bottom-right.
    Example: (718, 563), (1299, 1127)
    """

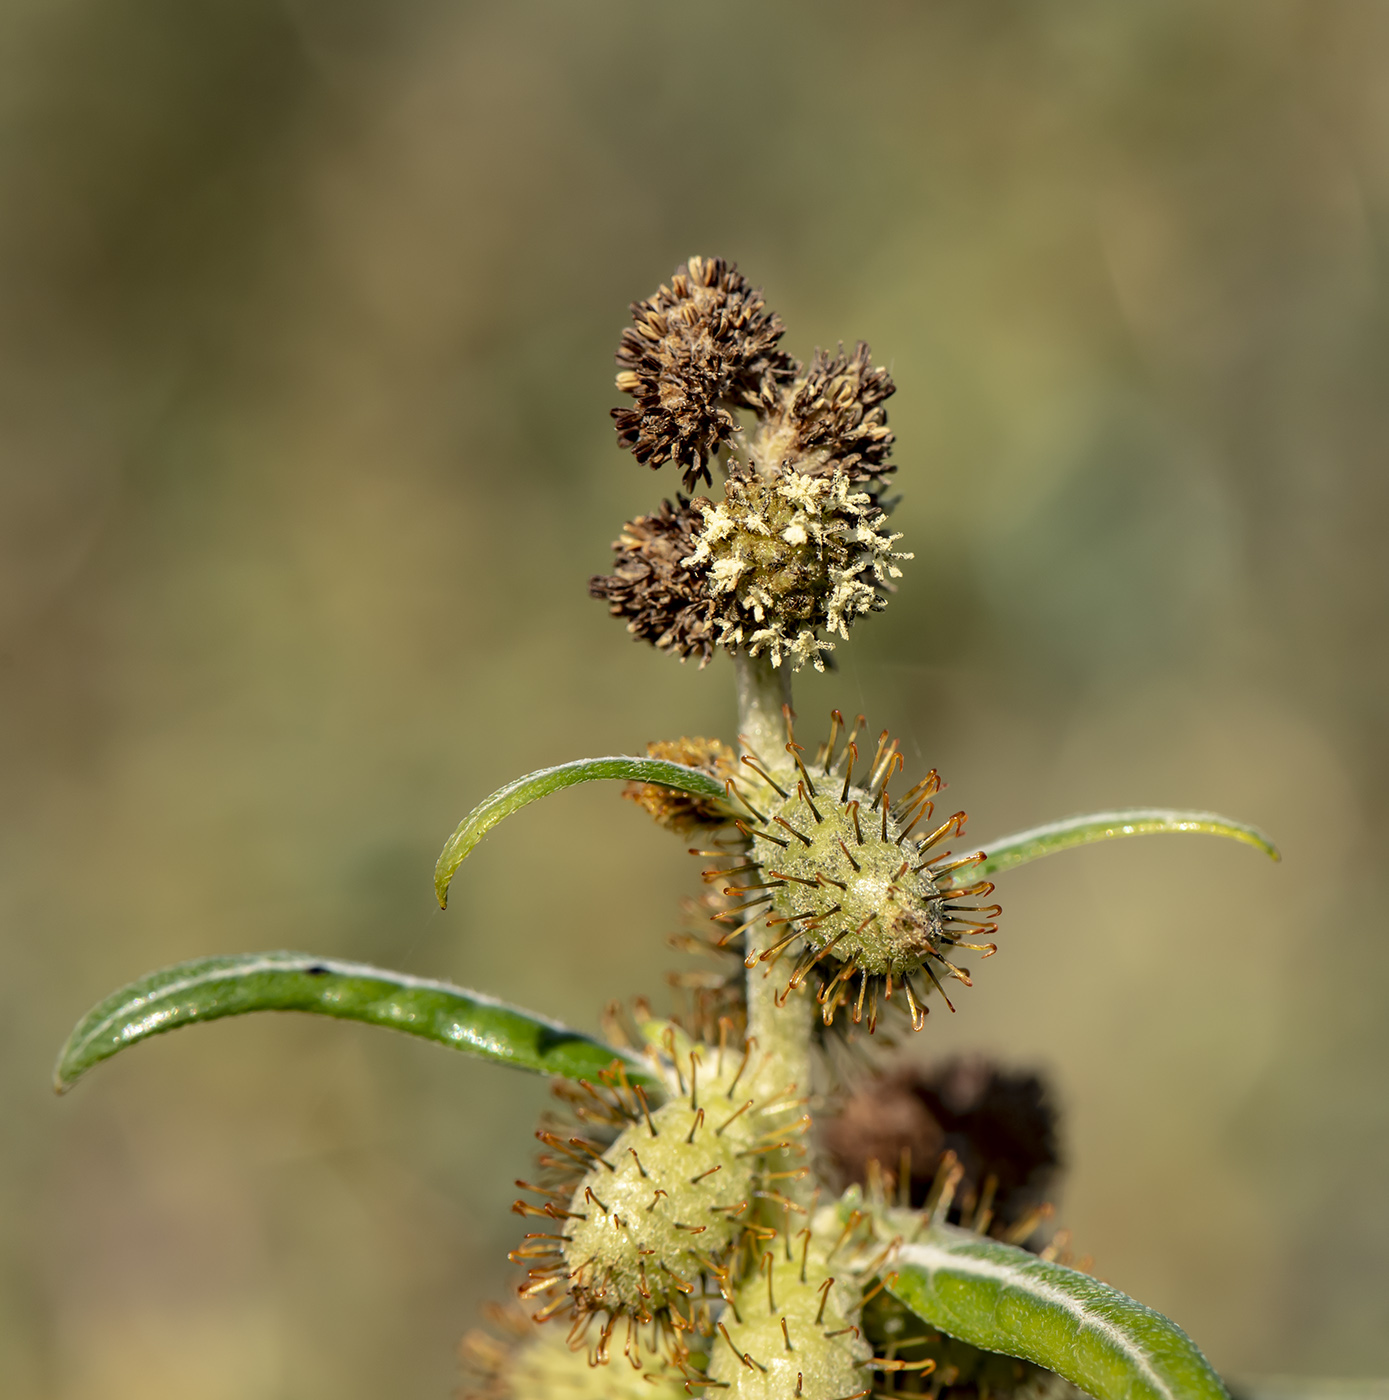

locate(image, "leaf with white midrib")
(888, 1224), (1228, 1400)
(974, 808), (1279, 881)
(55, 952), (654, 1093)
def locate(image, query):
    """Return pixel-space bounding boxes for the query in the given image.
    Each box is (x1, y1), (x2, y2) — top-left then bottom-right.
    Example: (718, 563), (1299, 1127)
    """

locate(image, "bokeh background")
(2, 2), (1387, 1396)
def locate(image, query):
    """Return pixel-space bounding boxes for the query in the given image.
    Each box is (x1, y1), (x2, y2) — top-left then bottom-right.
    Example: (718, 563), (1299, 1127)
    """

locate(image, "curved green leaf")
(55, 952), (654, 1093)
(889, 1225), (1227, 1400)
(974, 808), (1279, 881)
(434, 757), (730, 907)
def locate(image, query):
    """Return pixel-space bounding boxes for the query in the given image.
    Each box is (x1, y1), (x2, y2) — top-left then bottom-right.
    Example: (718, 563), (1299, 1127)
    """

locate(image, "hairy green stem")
(734, 652), (813, 1202)
(734, 648), (792, 772)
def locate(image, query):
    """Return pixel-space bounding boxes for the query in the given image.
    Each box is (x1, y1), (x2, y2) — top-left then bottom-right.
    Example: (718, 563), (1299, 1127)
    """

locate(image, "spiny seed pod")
(461, 1306), (687, 1400)
(708, 1222), (872, 1400)
(706, 710), (1000, 1031)
(665, 899), (751, 1045)
(747, 343), (898, 500)
(684, 470), (911, 672)
(612, 256), (795, 491)
(589, 497), (718, 664)
(512, 1027), (808, 1367)
(624, 737), (741, 833)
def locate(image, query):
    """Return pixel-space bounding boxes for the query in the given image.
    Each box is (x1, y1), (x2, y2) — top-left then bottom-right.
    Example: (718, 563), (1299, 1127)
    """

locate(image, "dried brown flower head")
(588, 498), (717, 664)
(684, 469), (911, 670)
(843, 1068), (1076, 1400)
(822, 1058), (1060, 1237)
(622, 737), (738, 833)
(612, 256), (794, 490)
(747, 342), (898, 497)
(597, 262), (910, 670)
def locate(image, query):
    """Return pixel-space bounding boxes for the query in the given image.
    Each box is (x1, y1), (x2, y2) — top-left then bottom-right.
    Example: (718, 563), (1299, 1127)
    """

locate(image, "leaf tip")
(433, 851), (457, 909)
(1237, 824), (1281, 863)
(52, 1050), (80, 1096)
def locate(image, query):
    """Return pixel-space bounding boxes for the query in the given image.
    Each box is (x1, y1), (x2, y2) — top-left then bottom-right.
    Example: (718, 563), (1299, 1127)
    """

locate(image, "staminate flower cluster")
(684, 469), (910, 671)
(593, 256), (910, 671)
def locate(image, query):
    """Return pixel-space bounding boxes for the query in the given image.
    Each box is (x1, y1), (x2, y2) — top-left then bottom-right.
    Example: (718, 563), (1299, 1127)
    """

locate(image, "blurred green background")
(2, 2), (1387, 1396)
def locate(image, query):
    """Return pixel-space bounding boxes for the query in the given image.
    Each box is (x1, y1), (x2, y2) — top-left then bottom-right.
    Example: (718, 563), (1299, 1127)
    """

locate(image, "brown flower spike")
(747, 342), (899, 499)
(588, 498), (717, 664)
(598, 258), (909, 671)
(611, 256), (794, 490)
(623, 737), (739, 833)
(823, 1059), (1060, 1238)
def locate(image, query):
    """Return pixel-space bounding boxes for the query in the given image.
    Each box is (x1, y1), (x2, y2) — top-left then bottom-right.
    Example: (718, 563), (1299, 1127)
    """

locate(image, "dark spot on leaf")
(533, 1026), (591, 1056)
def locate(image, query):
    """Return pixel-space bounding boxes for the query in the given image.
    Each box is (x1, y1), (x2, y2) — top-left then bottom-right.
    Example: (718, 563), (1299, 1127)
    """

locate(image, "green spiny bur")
(520, 1023), (807, 1361)
(755, 781), (949, 977)
(711, 1222), (871, 1400)
(739, 712), (995, 1032)
(562, 1053), (760, 1320)
(501, 1324), (688, 1400)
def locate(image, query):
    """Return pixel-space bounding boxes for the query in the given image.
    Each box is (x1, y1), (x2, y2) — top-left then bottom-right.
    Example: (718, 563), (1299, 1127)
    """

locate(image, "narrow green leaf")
(974, 808), (1279, 881)
(434, 757), (730, 907)
(55, 952), (654, 1093)
(889, 1225), (1227, 1400)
